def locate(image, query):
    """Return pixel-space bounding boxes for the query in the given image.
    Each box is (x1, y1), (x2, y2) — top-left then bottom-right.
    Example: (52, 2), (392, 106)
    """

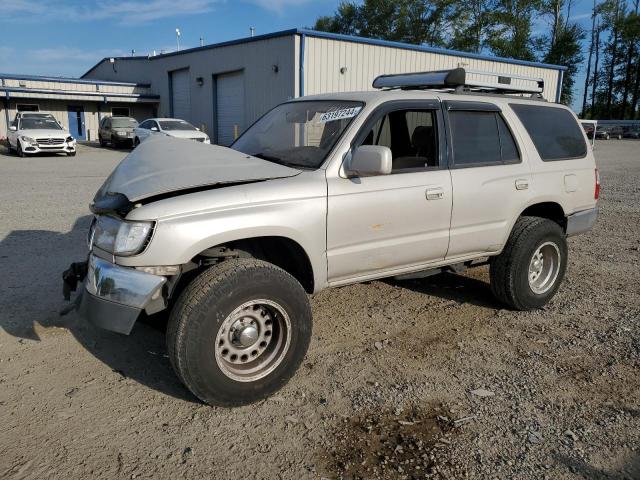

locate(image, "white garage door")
(216, 71), (245, 146)
(171, 69), (191, 120)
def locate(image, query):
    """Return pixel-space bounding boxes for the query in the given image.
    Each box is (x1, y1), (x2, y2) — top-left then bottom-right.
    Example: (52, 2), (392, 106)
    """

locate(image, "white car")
(133, 118), (210, 146)
(7, 113), (76, 157)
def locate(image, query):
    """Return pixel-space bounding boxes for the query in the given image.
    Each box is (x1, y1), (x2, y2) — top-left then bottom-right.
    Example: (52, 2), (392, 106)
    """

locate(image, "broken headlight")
(92, 215), (154, 256)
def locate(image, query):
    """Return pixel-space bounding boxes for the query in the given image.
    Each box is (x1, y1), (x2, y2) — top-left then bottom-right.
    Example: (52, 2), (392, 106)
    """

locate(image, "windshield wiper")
(252, 152), (313, 170)
(253, 152), (282, 163)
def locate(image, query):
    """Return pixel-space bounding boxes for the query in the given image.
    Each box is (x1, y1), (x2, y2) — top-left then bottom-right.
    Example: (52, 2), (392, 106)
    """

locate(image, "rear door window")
(448, 109), (520, 166)
(510, 104), (587, 161)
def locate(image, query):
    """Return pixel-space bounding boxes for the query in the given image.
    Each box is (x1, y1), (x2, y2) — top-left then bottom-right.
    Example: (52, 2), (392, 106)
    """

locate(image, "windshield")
(20, 117), (62, 130)
(231, 100), (364, 169)
(111, 117), (138, 128)
(159, 120), (197, 131)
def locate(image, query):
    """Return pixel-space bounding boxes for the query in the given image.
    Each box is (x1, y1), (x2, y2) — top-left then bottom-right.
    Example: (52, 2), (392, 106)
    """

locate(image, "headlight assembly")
(92, 215), (154, 256)
(20, 136), (36, 144)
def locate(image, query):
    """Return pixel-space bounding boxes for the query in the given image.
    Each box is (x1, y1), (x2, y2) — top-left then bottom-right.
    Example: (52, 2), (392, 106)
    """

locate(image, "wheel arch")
(519, 201), (567, 230)
(194, 235), (316, 294)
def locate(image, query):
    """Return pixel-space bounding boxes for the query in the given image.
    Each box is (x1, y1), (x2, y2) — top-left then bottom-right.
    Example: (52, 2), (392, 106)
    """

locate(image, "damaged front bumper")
(62, 254), (167, 334)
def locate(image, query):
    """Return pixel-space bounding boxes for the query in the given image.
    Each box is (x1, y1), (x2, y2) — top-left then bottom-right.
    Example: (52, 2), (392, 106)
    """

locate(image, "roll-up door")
(216, 71), (245, 145)
(170, 69), (190, 120)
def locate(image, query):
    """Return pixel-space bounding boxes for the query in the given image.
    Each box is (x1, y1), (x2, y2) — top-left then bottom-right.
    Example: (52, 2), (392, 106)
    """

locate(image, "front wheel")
(67, 151), (76, 157)
(490, 216), (567, 310)
(134, 137), (140, 147)
(16, 141), (25, 158)
(167, 258), (312, 407)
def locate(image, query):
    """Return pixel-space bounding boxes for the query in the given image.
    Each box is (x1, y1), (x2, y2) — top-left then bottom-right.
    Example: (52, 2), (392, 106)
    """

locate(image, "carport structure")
(0, 73), (159, 141)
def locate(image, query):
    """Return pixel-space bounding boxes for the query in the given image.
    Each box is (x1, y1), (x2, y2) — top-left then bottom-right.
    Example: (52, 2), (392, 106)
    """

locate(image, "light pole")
(176, 28), (181, 51)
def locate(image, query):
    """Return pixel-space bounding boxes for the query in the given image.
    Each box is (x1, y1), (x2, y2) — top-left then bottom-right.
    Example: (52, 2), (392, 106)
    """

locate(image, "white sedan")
(133, 118), (210, 146)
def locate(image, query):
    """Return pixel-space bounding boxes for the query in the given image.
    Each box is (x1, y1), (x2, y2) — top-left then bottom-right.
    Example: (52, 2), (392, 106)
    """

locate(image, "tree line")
(314, 0), (640, 119)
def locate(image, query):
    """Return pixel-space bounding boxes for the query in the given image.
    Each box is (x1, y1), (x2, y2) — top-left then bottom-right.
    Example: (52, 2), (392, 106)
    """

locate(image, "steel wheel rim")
(214, 299), (291, 382)
(528, 241), (561, 295)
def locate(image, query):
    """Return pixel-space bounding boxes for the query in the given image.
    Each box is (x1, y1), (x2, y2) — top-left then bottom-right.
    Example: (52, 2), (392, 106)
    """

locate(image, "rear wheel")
(167, 258), (312, 407)
(490, 216), (567, 310)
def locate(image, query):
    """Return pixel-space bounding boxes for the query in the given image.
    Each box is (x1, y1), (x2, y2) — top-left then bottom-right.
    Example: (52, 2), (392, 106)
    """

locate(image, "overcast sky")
(0, 0), (595, 111)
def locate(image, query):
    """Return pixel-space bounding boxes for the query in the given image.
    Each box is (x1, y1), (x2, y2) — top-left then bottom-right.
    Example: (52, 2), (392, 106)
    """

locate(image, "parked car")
(595, 125), (623, 140)
(622, 125), (640, 139)
(98, 116), (138, 148)
(133, 118), (210, 146)
(63, 68), (598, 407)
(581, 122), (595, 139)
(7, 112), (76, 157)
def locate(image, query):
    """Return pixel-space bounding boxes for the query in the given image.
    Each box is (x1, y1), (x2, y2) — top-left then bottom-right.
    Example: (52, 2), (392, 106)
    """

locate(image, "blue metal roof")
(81, 28), (566, 79)
(1, 71), (150, 87)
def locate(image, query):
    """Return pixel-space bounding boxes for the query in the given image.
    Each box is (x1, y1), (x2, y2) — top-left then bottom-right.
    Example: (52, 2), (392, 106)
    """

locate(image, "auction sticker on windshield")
(319, 107), (362, 123)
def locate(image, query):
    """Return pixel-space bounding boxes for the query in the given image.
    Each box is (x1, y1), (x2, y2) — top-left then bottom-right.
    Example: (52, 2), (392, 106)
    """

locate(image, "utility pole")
(250, 27), (255, 37)
(176, 28), (181, 51)
(200, 36), (204, 47)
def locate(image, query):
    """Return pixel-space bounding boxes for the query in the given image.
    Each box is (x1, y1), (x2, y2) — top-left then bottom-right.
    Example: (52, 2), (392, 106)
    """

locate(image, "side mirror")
(150, 127), (159, 132)
(346, 145), (392, 177)
(9, 125), (17, 131)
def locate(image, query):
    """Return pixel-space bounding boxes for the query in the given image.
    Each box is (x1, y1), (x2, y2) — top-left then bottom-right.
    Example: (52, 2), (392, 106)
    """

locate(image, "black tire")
(67, 151), (76, 157)
(99, 135), (105, 147)
(490, 216), (567, 311)
(7, 140), (14, 153)
(111, 136), (118, 148)
(167, 258), (312, 407)
(17, 141), (25, 158)
(134, 137), (140, 147)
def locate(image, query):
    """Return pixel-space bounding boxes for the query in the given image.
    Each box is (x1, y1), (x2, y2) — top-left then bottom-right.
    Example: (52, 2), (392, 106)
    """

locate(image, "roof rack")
(372, 68), (544, 97)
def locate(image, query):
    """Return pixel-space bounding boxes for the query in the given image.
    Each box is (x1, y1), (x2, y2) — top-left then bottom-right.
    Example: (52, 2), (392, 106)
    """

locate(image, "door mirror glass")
(150, 127), (159, 132)
(346, 145), (392, 177)
(9, 125), (17, 131)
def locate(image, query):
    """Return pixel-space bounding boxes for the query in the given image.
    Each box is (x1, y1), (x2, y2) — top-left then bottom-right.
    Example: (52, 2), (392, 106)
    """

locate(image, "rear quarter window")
(510, 104), (587, 161)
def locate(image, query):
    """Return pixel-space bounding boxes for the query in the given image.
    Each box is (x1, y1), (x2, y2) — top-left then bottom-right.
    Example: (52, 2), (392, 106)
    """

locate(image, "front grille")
(36, 138), (65, 146)
(191, 137), (205, 142)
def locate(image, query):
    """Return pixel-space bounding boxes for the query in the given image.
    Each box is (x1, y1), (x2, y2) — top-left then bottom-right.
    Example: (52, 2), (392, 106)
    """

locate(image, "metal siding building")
(0, 74), (159, 140)
(81, 29), (566, 144)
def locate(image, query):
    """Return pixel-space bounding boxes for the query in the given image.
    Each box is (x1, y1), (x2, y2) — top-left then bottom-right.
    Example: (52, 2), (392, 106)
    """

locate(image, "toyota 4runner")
(62, 68), (598, 406)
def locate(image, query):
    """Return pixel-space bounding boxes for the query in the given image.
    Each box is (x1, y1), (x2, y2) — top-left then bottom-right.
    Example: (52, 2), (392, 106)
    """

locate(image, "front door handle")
(515, 179), (529, 191)
(426, 187), (444, 200)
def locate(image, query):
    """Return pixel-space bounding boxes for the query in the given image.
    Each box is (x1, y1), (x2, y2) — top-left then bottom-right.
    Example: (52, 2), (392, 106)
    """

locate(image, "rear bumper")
(63, 255), (166, 334)
(566, 207), (598, 236)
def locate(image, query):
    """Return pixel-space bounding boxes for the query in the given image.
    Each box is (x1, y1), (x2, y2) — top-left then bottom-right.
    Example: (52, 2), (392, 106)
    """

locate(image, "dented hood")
(95, 136), (301, 203)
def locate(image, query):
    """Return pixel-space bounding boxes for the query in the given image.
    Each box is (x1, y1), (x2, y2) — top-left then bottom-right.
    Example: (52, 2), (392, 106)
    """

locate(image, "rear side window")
(510, 104), (587, 161)
(449, 111), (520, 166)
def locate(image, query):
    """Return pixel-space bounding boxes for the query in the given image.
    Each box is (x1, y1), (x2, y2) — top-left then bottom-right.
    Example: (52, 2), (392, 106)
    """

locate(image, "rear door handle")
(515, 179), (529, 190)
(426, 187), (444, 200)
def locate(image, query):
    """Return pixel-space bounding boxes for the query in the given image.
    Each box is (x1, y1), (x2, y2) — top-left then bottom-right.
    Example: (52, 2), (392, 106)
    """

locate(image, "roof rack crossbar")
(372, 68), (544, 96)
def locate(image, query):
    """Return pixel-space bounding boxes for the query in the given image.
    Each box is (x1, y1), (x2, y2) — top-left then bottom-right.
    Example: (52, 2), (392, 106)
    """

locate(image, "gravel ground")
(1, 141), (638, 480)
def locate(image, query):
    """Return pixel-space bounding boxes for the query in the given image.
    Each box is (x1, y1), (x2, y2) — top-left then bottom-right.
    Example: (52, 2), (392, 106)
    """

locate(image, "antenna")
(131, 49), (135, 56)
(250, 27), (255, 37)
(175, 28), (181, 51)
(200, 35), (204, 47)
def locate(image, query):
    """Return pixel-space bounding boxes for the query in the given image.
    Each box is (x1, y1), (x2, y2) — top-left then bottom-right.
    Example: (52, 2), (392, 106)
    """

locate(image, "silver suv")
(63, 69), (598, 407)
